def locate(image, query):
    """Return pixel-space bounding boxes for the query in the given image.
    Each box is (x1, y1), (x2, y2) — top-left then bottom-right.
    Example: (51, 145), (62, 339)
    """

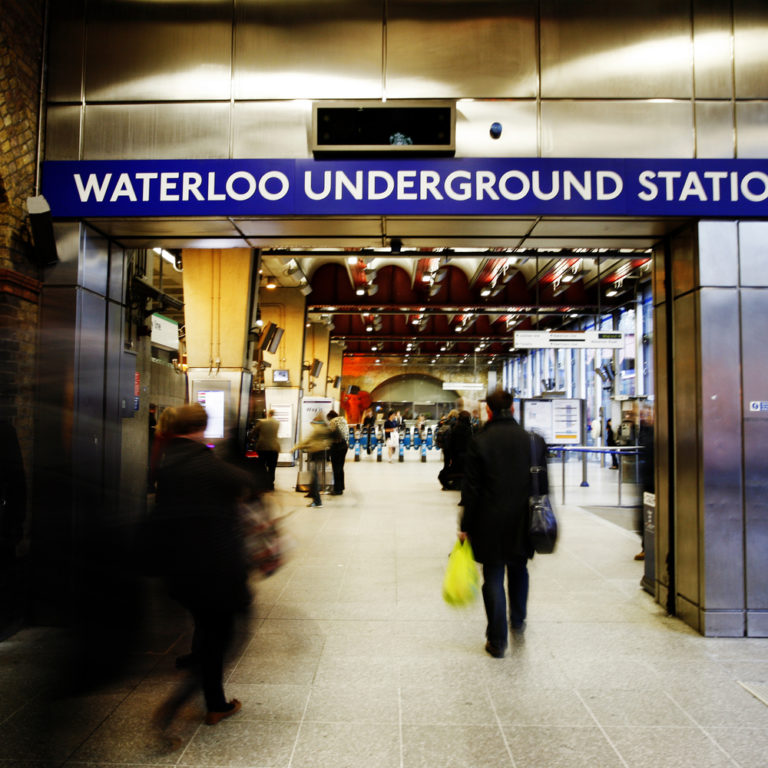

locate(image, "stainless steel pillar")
(656, 220), (768, 636)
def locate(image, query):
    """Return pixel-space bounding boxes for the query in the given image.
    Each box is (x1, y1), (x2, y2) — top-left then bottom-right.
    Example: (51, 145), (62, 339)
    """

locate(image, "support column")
(181, 249), (255, 445)
(657, 220), (768, 636)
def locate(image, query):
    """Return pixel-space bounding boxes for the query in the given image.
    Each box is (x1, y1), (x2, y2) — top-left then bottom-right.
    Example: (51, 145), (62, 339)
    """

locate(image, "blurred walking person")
(151, 403), (256, 744)
(460, 389), (549, 658)
(327, 409), (349, 495)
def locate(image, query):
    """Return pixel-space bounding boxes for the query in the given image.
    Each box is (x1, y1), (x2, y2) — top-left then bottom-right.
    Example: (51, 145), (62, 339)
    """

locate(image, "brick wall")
(0, 0), (45, 476)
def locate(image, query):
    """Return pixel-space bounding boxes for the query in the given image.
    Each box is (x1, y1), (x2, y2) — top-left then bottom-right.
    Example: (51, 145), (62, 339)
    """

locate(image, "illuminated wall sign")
(514, 330), (623, 349)
(42, 158), (768, 218)
(442, 382), (485, 391)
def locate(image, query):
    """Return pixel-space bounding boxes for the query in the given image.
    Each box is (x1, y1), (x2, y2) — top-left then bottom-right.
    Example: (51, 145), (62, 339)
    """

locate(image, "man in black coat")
(460, 389), (549, 658)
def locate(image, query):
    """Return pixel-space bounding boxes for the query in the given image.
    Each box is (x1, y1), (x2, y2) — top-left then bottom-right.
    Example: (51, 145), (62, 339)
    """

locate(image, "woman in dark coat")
(151, 403), (256, 738)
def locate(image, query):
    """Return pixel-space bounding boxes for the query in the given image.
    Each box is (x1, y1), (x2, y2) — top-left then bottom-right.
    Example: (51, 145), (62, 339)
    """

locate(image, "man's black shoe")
(484, 641), (505, 658)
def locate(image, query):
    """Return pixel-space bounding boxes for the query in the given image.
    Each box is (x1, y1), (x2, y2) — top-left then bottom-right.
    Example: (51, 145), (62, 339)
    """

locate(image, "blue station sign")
(42, 158), (768, 218)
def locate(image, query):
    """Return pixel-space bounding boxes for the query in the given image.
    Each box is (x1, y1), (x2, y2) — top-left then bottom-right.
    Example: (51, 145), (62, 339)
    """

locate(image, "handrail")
(546, 444), (645, 506)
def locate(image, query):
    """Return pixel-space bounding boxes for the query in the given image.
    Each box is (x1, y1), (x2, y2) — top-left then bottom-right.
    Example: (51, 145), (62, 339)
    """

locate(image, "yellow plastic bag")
(442, 538), (479, 606)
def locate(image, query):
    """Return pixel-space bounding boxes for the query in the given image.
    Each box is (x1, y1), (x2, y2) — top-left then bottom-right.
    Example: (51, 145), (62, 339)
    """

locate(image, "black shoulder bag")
(528, 433), (558, 554)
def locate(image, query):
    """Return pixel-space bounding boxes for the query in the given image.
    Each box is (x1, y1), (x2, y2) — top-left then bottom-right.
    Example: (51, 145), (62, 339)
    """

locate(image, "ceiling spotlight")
(366, 325), (373, 332)
(480, 287), (492, 297)
(356, 287), (366, 296)
(265, 276), (277, 289)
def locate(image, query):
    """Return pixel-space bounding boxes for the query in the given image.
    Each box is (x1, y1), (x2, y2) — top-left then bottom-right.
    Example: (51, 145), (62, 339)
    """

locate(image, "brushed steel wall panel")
(737, 220), (768, 287)
(693, 0), (735, 99)
(735, 102), (768, 159)
(75, 290), (106, 503)
(670, 225), (696, 298)
(233, 102), (312, 159)
(82, 104), (231, 160)
(652, 256), (669, 590)
(387, 0), (537, 99)
(742, 288), (768, 610)
(541, 101), (694, 158)
(733, 0), (768, 98)
(84, 0), (233, 101)
(697, 220), (738, 287)
(234, 0), (382, 99)
(108, 241), (125, 304)
(47, 0), (86, 102)
(672, 290), (701, 608)
(455, 101), (538, 157)
(653, 240), (667, 307)
(540, 0), (693, 98)
(695, 102), (735, 159)
(48, 223), (84, 287)
(699, 287), (743, 609)
(45, 106), (83, 161)
(82, 226), (109, 298)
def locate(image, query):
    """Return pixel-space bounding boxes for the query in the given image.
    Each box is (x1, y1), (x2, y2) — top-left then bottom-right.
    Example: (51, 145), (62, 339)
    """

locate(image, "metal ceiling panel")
(735, 102), (768, 158)
(528, 218), (681, 239)
(734, 0), (768, 98)
(521, 236), (663, 250)
(234, 0), (383, 99)
(246, 237), (384, 249)
(82, 104), (231, 160)
(541, 100), (694, 158)
(540, 0), (693, 98)
(86, 219), (244, 238)
(384, 218), (536, 236)
(693, 0), (734, 99)
(118, 237), (251, 250)
(233, 102), (312, 158)
(233, 218), (383, 237)
(386, 0), (537, 99)
(45, 106), (82, 161)
(455, 100), (538, 157)
(695, 102), (735, 158)
(84, 0), (233, 101)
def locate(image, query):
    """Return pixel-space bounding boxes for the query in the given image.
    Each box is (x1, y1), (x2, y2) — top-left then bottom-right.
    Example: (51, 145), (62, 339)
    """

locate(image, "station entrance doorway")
(33, 214), (768, 637)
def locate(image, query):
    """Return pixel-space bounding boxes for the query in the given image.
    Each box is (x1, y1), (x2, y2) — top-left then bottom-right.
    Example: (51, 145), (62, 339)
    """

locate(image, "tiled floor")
(2, 450), (768, 767)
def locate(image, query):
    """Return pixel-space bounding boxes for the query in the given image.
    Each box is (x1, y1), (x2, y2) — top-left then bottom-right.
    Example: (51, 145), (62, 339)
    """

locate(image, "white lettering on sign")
(638, 170), (768, 202)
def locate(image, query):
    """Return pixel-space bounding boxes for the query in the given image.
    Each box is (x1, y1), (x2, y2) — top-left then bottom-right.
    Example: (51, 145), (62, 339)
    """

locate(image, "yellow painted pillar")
(181, 248), (254, 441)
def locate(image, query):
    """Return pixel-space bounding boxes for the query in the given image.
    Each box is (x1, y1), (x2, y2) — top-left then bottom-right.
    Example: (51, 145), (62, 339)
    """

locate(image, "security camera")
(489, 122), (503, 139)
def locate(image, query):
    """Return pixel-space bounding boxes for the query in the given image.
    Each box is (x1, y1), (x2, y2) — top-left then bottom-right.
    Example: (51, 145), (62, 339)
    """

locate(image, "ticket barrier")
(354, 440), (361, 461)
(420, 443), (427, 462)
(413, 429), (422, 448)
(402, 428), (411, 449)
(376, 442), (383, 462)
(426, 427), (434, 450)
(398, 442), (405, 462)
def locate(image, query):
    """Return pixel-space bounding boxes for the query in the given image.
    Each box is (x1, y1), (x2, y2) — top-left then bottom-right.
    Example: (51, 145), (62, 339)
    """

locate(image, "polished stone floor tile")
(401, 724), (513, 768)
(291, 722), (400, 768)
(604, 725), (742, 768)
(304, 683), (400, 723)
(503, 725), (626, 768)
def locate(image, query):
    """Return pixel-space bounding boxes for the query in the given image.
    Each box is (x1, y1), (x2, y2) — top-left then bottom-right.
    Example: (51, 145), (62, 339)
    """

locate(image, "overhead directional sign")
(514, 330), (623, 349)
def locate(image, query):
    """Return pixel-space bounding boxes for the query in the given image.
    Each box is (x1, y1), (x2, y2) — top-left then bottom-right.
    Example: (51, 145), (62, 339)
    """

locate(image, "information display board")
(520, 398), (584, 445)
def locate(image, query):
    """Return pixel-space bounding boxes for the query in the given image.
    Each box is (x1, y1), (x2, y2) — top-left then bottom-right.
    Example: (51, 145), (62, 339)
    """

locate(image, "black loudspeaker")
(26, 196), (59, 267)
(256, 321), (277, 352)
(348, 385), (360, 395)
(266, 326), (284, 354)
(333, 376), (341, 388)
(310, 358), (323, 378)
